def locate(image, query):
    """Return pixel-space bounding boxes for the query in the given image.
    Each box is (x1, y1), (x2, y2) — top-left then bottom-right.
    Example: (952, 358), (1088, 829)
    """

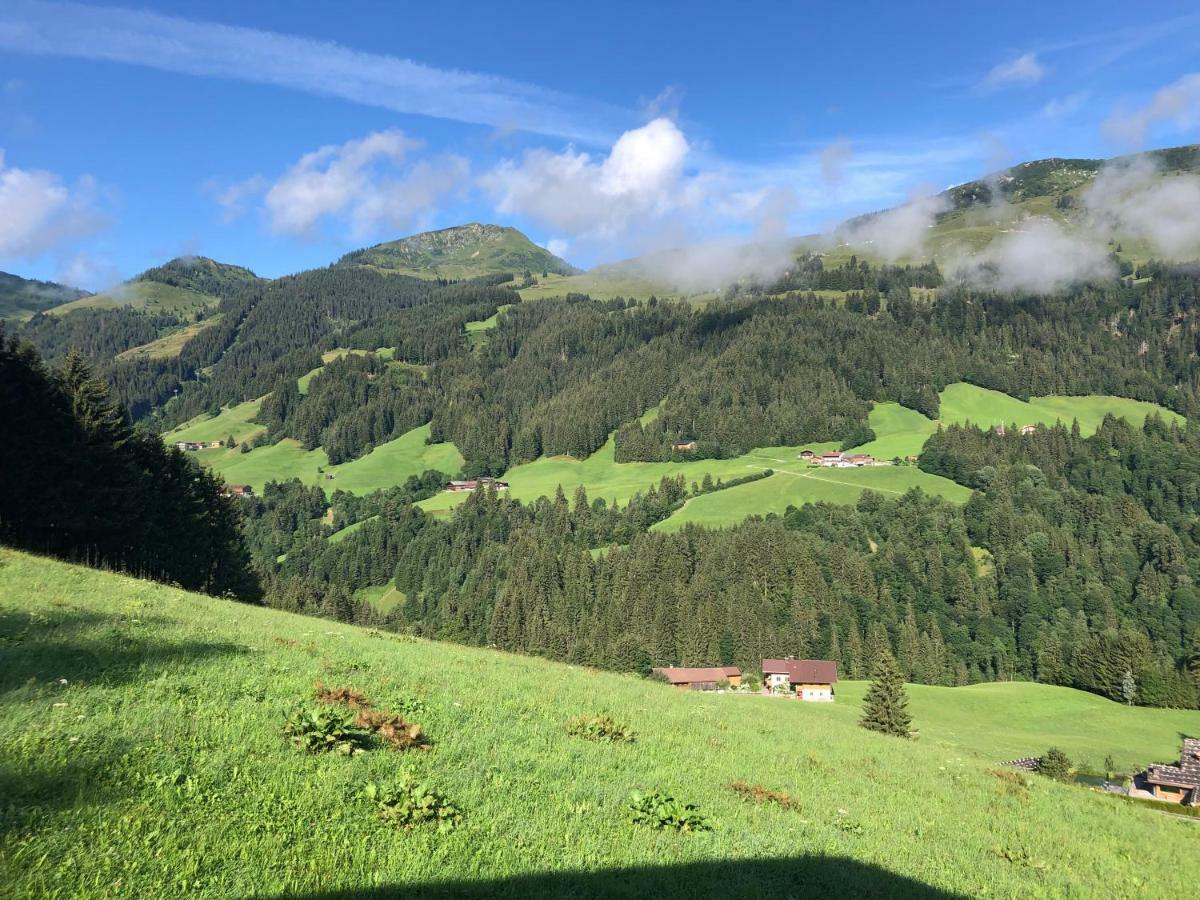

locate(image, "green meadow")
(652, 466), (971, 532)
(199, 424), (463, 495)
(1, 549), (1197, 899)
(164, 397), (266, 446)
(50, 281), (219, 316)
(171, 381), (1182, 531)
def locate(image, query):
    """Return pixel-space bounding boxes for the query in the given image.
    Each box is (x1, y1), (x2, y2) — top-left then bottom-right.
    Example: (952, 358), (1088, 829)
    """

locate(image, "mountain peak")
(337, 223), (580, 280)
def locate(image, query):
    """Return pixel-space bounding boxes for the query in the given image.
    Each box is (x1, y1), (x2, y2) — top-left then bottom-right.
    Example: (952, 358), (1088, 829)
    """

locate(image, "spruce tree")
(860, 650), (913, 738)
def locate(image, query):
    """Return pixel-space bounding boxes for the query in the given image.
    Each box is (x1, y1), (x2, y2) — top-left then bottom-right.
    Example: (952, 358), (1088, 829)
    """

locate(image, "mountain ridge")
(337, 222), (580, 280)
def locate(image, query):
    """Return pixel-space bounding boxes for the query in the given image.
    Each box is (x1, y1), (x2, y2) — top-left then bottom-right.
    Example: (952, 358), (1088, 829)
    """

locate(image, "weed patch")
(313, 681), (372, 709)
(355, 709), (428, 751)
(362, 774), (462, 832)
(628, 791), (712, 832)
(727, 780), (801, 811)
(566, 714), (634, 744)
(283, 707), (372, 755)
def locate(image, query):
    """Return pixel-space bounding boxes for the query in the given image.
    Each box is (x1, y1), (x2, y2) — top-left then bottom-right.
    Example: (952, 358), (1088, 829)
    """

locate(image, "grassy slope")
(1, 549), (1197, 899)
(116, 318), (221, 361)
(653, 466), (970, 532)
(50, 281), (220, 316)
(344, 224), (576, 281)
(200, 424), (462, 495)
(163, 398), (266, 446)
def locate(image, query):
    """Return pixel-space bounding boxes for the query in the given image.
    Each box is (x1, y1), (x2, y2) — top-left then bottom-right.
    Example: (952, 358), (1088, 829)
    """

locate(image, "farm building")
(672, 439), (698, 451)
(798, 449), (815, 460)
(819, 452), (842, 467)
(1139, 738), (1200, 805)
(445, 478), (509, 493)
(762, 659), (838, 701)
(1020, 424), (1038, 436)
(651, 666), (741, 690)
(175, 441), (204, 452)
(222, 484), (254, 497)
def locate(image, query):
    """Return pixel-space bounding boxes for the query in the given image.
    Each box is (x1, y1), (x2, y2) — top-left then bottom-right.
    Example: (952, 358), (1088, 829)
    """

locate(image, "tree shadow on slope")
(0, 740), (132, 838)
(0, 607), (245, 696)
(278, 856), (968, 900)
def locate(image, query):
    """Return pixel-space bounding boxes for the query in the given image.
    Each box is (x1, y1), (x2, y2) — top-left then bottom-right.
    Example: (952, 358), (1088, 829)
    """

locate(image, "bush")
(1038, 747), (1073, 782)
(283, 707), (372, 755)
(566, 714), (634, 743)
(362, 774), (461, 831)
(628, 791), (712, 832)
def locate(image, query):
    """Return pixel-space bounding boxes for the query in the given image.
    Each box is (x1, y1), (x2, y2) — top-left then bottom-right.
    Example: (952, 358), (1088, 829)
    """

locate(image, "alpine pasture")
(1, 549), (1197, 899)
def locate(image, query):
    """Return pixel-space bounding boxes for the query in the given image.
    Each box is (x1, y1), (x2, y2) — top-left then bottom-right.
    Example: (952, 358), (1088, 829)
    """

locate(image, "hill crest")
(337, 223), (580, 279)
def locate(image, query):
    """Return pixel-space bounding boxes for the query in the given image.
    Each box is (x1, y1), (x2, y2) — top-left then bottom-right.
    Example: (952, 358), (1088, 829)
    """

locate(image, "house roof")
(761, 659), (839, 683)
(652, 666), (740, 684)
(1146, 738), (1200, 788)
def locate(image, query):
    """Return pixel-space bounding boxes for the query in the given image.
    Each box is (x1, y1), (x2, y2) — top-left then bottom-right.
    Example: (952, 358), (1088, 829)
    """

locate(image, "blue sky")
(1, 0), (1199, 288)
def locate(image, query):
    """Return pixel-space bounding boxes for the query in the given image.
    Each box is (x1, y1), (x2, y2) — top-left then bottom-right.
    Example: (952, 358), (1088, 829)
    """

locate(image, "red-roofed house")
(762, 658), (838, 701)
(651, 666), (742, 690)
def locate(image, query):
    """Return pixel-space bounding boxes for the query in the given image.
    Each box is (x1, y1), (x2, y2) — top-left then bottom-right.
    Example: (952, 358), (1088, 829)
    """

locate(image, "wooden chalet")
(445, 478), (510, 493)
(798, 449), (815, 460)
(223, 484), (254, 497)
(651, 666), (742, 690)
(762, 658), (838, 701)
(1141, 738), (1200, 805)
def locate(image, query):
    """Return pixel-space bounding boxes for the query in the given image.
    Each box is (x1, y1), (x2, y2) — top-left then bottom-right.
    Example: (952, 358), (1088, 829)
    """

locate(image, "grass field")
(50, 281), (219, 316)
(652, 466), (971, 532)
(1, 549), (1197, 899)
(172, 382), (1183, 529)
(163, 398), (266, 446)
(116, 318), (221, 361)
(200, 424), (463, 495)
(352, 582), (406, 614)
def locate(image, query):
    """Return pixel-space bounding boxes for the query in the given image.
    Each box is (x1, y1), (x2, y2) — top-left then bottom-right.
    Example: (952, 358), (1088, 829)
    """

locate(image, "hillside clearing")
(1, 549), (1197, 898)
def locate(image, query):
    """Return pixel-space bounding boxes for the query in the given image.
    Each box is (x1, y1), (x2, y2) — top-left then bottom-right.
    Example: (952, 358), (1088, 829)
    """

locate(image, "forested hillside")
(7, 192), (1200, 712)
(0, 332), (256, 597)
(0, 271), (88, 320)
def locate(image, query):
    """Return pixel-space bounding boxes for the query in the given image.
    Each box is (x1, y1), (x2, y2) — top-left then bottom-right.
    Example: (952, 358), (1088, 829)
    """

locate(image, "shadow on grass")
(278, 856), (967, 899)
(0, 607), (244, 695)
(0, 742), (130, 837)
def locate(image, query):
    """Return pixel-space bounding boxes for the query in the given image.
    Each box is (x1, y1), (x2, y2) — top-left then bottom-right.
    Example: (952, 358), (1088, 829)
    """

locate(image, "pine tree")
(860, 650), (913, 738)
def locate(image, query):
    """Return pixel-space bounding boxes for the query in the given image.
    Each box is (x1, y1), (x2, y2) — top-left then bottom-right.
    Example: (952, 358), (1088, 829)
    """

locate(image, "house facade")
(651, 666), (742, 690)
(1141, 738), (1200, 805)
(762, 659), (838, 701)
(223, 484), (254, 497)
(446, 478), (510, 492)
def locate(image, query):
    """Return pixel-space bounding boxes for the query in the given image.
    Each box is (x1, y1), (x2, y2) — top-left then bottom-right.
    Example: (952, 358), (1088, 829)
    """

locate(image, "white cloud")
(224, 130), (470, 240)
(983, 53), (1046, 88)
(1102, 73), (1200, 147)
(206, 175), (267, 224)
(481, 118), (697, 241)
(1084, 156), (1200, 257)
(949, 219), (1114, 293)
(55, 251), (120, 291)
(0, 0), (627, 143)
(0, 149), (107, 259)
(819, 139), (853, 185)
(1040, 92), (1088, 120)
(837, 189), (950, 261)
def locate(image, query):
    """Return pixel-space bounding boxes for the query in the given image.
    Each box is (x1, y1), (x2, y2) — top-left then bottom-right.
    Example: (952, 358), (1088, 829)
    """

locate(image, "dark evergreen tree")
(859, 650), (914, 738)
